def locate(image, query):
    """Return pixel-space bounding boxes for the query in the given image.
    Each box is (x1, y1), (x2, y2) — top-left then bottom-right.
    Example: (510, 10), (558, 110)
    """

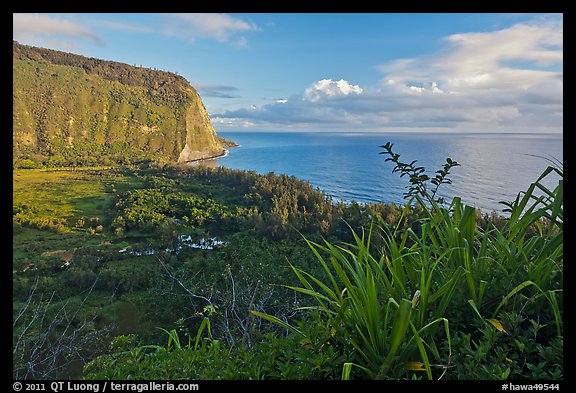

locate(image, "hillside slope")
(13, 42), (225, 167)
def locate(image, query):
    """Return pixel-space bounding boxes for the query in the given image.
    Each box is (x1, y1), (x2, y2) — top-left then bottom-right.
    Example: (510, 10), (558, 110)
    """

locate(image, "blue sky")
(13, 13), (563, 133)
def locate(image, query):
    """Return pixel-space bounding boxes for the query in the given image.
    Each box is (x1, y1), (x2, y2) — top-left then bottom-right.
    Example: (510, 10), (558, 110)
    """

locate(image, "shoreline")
(182, 149), (230, 165)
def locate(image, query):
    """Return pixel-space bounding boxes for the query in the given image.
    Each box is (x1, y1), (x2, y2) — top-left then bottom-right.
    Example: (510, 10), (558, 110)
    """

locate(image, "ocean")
(212, 131), (563, 215)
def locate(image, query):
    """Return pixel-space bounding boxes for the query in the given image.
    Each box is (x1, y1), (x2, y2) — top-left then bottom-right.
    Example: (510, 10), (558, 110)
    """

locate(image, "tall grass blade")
(342, 362), (374, 380)
(194, 317), (212, 351)
(250, 310), (306, 338)
(410, 322), (433, 380)
(158, 328), (182, 351)
(382, 299), (413, 370)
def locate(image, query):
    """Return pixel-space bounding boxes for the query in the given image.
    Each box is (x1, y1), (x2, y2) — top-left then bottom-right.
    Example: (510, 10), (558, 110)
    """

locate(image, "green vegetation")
(255, 145), (562, 380)
(13, 145), (562, 380)
(13, 42), (225, 169)
(13, 165), (401, 379)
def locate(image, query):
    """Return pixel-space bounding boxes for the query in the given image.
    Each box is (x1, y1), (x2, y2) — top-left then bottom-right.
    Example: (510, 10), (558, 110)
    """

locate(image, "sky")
(13, 13), (563, 134)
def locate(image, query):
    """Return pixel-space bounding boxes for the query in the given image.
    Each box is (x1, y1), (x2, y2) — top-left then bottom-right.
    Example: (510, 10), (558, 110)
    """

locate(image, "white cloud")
(379, 18), (563, 92)
(408, 85), (425, 93)
(194, 83), (240, 99)
(162, 13), (260, 45)
(304, 79), (363, 102)
(214, 17), (562, 133)
(402, 81), (446, 94)
(13, 13), (103, 49)
(431, 82), (444, 94)
(13, 13), (261, 51)
(212, 117), (255, 128)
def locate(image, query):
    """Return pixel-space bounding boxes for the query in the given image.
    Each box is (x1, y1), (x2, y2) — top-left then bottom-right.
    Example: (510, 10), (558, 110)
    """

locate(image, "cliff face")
(12, 42), (225, 167)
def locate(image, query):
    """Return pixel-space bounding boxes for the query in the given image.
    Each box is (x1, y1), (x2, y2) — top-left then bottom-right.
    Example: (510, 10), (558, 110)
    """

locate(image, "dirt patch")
(42, 248), (76, 263)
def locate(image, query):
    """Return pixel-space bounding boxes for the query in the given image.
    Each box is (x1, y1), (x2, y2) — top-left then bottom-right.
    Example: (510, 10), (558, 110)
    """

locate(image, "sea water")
(215, 131), (563, 215)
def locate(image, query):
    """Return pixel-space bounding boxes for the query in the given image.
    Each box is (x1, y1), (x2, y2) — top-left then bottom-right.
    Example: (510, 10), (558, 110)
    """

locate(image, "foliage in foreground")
(81, 145), (562, 380)
(252, 145), (562, 380)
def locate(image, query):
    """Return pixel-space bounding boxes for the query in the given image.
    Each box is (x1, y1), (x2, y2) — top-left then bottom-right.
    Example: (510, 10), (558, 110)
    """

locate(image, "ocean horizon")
(212, 131), (563, 215)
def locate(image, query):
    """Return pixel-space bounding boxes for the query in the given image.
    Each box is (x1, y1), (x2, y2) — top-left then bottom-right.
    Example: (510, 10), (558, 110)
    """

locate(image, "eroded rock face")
(178, 143), (225, 163)
(177, 93), (226, 163)
(13, 41), (225, 166)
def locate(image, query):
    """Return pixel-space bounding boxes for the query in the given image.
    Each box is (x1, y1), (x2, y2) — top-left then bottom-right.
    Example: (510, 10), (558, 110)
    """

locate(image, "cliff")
(12, 41), (225, 167)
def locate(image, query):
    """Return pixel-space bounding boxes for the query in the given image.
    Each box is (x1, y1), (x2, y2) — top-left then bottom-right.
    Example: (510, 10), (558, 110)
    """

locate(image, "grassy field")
(13, 168), (138, 270)
(13, 167), (135, 224)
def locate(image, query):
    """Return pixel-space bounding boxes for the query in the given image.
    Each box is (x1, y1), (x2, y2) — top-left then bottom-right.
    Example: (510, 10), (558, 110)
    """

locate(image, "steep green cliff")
(13, 42), (225, 167)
